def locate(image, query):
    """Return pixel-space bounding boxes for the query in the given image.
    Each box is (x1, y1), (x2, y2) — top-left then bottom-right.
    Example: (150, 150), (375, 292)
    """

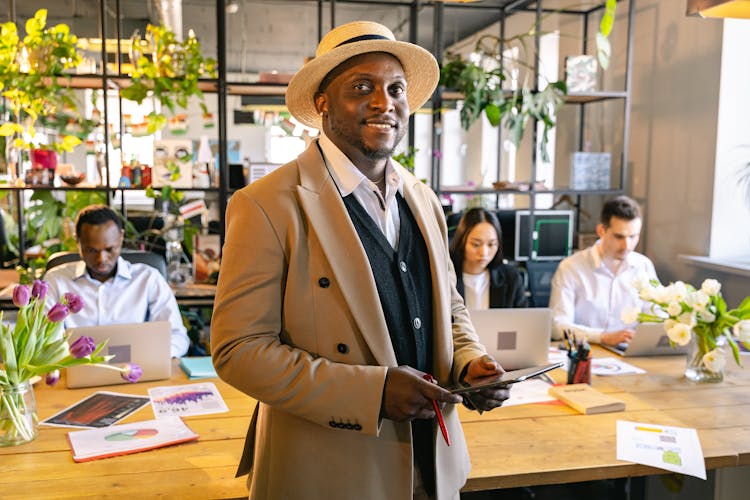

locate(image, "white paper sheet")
(616, 420), (706, 479)
(148, 382), (229, 418)
(592, 357), (646, 376)
(501, 378), (557, 407)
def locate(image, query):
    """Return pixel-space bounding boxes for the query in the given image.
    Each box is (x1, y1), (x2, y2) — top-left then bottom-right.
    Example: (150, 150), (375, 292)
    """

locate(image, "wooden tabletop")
(2, 348), (749, 498)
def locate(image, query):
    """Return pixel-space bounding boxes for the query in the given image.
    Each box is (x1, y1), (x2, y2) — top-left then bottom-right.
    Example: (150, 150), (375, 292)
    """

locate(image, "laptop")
(468, 308), (552, 370)
(66, 321), (172, 388)
(601, 322), (689, 357)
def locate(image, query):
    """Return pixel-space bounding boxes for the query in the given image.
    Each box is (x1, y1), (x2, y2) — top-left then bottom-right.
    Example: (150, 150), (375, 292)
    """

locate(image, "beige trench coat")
(211, 141), (487, 500)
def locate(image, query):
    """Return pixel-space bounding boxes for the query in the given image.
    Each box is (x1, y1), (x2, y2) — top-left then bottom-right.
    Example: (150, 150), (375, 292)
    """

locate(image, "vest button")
(413, 317), (421, 330)
(399, 261), (407, 273)
(318, 277), (330, 288)
(337, 343), (349, 354)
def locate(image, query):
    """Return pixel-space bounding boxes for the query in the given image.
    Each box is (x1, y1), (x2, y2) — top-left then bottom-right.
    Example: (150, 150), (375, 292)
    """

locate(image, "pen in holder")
(566, 334), (592, 385)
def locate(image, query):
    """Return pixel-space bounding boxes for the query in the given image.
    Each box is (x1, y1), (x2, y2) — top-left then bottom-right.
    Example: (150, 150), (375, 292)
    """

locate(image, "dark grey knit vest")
(343, 192), (436, 497)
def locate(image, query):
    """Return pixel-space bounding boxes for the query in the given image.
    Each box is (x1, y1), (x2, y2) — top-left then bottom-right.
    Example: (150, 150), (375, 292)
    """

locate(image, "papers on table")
(616, 420), (706, 479)
(68, 416), (198, 462)
(591, 357), (646, 376)
(41, 392), (150, 429)
(502, 378), (557, 407)
(148, 382), (229, 418)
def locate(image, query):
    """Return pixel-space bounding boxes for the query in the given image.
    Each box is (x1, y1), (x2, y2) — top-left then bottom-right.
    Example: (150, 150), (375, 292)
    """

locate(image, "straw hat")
(286, 21), (439, 129)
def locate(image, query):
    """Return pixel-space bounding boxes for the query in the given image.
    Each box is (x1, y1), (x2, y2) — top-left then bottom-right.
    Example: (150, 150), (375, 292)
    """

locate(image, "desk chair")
(525, 260), (560, 308)
(45, 250), (168, 279)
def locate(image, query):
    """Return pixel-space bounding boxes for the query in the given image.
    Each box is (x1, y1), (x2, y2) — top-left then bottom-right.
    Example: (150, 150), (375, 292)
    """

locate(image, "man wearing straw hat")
(212, 21), (508, 500)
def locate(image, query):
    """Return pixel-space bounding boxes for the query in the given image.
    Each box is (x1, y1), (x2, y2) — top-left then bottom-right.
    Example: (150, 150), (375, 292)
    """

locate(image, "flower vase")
(0, 381), (39, 446)
(684, 335), (725, 383)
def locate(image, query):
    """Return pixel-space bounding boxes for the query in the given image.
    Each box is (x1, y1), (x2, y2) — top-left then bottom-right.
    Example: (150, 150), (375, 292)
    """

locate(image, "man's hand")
(381, 366), (462, 422)
(462, 355), (510, 411)
(601, 329), (635, 346)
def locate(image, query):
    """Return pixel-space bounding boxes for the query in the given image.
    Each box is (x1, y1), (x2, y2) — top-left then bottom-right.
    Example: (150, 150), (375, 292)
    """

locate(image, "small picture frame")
(565, 55), (598, 93)
(570, 152), (611, 190)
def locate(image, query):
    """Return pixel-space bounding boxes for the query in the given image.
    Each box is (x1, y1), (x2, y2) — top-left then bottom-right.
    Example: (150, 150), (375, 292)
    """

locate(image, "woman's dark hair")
(75, 204), (124, 237)
(449, 208), (504, 273)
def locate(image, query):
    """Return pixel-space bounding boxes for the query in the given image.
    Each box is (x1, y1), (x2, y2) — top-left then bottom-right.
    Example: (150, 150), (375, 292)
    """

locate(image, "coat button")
(399, 261), (407, 273)
(329, 420), (337, 428)
(318, 277), (330, 288)
(337, 343), (349, 354)
(413, 317), (421, 330)
(353, 424), (362, 431)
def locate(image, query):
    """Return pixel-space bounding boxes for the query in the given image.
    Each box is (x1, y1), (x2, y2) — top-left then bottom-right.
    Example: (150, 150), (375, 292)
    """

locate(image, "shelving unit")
(0, 0), (633, 276)
(435, 0), (634, 267)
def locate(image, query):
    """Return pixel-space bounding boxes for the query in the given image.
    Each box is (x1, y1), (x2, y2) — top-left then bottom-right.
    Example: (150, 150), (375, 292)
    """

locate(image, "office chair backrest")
(45, 250), (168, 279)
(525, 260), (561, 308)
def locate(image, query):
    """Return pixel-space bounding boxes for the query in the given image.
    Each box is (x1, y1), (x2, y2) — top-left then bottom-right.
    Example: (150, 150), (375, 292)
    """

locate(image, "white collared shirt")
(548, 242), (658, 344)
(44, 256), (190, 358)
(318, 135), (404, 250)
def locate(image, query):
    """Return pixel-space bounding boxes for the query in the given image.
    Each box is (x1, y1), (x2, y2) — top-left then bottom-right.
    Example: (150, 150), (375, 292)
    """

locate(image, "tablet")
(448, 362), (564, 395)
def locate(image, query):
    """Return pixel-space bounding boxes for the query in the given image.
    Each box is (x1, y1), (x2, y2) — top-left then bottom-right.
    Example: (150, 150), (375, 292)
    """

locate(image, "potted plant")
(439, 0), (617, 162)
(0, 9), (91, 182)
(120, 23), (218, 134)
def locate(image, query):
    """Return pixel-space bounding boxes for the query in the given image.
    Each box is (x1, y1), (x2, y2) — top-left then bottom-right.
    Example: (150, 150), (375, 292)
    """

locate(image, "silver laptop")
(469, 308), (552, 370)
(66, 321), (172, 388)
(601, 322), (689, 357)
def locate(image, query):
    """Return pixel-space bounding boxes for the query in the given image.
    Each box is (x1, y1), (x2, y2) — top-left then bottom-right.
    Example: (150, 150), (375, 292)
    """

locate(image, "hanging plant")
(440, 2), (616, 162)
(0, 9), (89, 153)
(121, 24), (218, 134)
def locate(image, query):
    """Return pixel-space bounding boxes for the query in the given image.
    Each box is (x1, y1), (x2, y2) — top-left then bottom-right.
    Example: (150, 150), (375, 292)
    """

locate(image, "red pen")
(423, 374), (451, 446)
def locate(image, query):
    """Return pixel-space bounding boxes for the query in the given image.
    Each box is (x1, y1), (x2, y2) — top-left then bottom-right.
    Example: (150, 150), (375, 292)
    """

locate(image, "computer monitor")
(513, 210), (574, 261)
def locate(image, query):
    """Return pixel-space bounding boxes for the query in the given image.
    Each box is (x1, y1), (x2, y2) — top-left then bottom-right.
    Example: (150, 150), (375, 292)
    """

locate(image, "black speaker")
(229, 163), (246, 189)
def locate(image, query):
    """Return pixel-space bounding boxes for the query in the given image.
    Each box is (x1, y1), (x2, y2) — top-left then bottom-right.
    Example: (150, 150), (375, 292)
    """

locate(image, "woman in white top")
(449, 208), (527, 310)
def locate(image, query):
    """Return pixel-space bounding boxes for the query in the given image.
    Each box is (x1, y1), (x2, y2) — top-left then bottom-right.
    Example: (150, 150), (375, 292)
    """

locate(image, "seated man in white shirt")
(549, 195), (658, 346)
(45, 204), (190, 358)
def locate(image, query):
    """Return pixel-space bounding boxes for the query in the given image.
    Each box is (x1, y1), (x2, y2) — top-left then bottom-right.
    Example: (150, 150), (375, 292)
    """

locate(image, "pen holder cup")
(567, 354), (592, 385)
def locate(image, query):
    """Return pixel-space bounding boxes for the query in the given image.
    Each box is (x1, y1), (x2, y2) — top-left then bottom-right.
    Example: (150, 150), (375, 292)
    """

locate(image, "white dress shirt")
(548, 242), (658, 344)
(318, 134), (403, 250)
(44, 256), (190, 357)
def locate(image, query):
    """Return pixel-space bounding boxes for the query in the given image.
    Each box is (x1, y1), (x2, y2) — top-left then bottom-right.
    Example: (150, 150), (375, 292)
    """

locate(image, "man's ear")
(314, 93), (328, 116)
(595, 223), (605, 238)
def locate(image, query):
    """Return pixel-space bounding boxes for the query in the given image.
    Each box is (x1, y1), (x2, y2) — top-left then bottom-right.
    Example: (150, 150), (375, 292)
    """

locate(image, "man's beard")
(329, 118), (406, 161)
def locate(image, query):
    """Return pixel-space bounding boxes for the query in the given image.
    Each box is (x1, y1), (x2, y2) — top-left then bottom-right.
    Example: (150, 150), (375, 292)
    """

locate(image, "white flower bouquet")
(623, 277), (750, 379)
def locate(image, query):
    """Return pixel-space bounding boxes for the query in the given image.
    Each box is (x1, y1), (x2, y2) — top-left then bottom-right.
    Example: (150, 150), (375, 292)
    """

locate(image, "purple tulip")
(45, 370), (60, 386)
(120, 363), (142, 383)
(12, 284), (30, 308)
(31, 280), (48, 301)
(70, 335), (96, 358)
(46, 303), (69, 323)
(63, 292), (85, 314)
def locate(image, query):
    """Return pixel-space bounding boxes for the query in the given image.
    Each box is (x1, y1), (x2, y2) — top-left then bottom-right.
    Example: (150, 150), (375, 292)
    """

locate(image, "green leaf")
(597, 32), (612, 70)
(485, 103), (501, 127)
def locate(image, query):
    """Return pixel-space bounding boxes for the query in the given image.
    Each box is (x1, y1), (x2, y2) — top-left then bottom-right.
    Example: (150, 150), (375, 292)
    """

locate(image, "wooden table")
(2, 349), (749, 498)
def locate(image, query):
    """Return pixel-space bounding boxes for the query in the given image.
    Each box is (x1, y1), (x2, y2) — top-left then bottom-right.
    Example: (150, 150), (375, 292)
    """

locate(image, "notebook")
(66, 321), (172, 388)
(468, 308), (552, 370)
(601, 322), (689, 357)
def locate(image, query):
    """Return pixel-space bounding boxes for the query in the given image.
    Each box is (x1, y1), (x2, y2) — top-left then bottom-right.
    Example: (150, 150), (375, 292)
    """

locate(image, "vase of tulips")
(626, 277), (750, 383)
(0, 280), (142, 446)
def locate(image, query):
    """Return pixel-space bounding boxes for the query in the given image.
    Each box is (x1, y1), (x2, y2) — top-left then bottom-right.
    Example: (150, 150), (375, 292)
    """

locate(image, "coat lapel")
(295, 143), (397, 367)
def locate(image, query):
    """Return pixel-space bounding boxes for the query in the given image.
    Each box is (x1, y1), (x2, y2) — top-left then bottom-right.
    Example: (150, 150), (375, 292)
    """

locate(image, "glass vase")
(684, 335), (725, 383)
(0, 381), (39, 446)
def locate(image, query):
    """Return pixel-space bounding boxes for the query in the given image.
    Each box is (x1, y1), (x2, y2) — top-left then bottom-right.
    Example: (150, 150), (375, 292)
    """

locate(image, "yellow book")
(548, 384), (626, 415)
